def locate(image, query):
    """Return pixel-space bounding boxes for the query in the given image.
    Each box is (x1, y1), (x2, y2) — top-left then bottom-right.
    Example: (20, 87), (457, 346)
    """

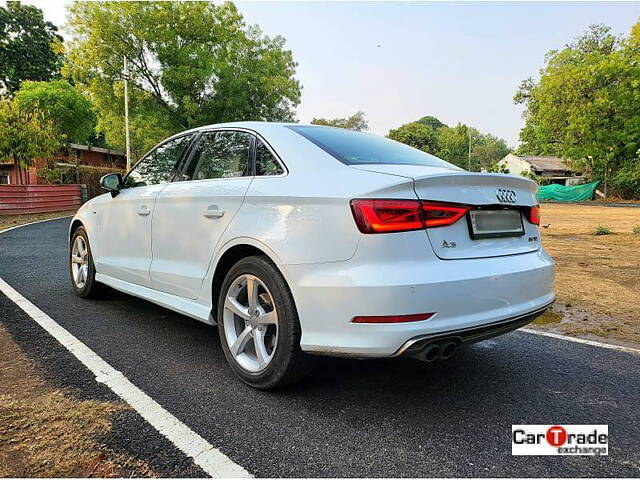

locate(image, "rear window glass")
(288, 125), (455, 168)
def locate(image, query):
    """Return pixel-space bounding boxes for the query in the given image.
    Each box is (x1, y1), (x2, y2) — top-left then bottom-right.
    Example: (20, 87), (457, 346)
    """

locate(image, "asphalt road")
(1, 218), (639, 477)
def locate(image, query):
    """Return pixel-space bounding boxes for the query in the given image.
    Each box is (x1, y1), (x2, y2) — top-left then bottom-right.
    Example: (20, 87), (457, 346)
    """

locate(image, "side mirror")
(100, 173), (122, 197)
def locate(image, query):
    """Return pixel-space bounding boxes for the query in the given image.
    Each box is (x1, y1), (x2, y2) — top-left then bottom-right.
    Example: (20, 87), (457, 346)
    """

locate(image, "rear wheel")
(217, 256), (314, 389)
(69, 227), (100, 298)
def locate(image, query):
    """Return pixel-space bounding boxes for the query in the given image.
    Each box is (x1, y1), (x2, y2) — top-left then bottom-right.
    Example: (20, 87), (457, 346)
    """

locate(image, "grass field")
(0, 325), (153, 477)
(536, 203), (640, 346)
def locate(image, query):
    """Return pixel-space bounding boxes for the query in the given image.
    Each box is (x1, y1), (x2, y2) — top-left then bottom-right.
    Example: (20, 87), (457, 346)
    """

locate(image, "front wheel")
(69, 226), (100, 298)
(217, 255), (314, 389)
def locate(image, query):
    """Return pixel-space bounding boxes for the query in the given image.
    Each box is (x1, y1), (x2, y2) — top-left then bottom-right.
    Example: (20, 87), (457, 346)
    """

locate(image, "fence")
(0, 184), (86, 215)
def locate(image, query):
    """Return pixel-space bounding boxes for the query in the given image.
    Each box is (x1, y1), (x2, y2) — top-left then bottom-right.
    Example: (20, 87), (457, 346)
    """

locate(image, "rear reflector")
(352, 313), (434, 324)
(350, 199), (471, 233)
(527, 205), (541, 225)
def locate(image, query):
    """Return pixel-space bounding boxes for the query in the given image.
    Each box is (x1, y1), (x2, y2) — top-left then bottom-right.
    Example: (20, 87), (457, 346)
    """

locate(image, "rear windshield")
(288, 125), (456, 168)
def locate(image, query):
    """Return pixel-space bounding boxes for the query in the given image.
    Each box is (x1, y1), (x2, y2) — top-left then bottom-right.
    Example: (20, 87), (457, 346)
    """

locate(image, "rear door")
(149, 129), (255, 299)
(95, 134), (192, 287)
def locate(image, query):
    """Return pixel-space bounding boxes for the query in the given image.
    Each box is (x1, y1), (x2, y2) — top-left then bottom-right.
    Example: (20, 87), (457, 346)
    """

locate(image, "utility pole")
(467, 126), (472, 171)
(123, 56), (131, 171)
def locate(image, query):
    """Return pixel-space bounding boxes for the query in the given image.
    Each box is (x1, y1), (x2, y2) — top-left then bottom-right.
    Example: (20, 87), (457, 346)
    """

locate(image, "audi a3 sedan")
(69, 122), (555, 389)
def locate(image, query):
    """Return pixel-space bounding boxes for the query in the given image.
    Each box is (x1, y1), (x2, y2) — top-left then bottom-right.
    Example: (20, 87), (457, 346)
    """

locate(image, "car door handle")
(137, 205), (151, 216)
(202, 205), (225, 219)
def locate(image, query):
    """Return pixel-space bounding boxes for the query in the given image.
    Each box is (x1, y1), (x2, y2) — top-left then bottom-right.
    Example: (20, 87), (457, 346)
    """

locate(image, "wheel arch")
(210, 239), (292, 322)
(69, 218), (84, 244)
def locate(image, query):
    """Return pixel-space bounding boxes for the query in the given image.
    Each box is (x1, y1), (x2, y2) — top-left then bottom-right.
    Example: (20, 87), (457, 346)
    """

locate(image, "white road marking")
(0, 277), (251, 478)
(521, 328), (640, 355)
(0, 214), (74, 234)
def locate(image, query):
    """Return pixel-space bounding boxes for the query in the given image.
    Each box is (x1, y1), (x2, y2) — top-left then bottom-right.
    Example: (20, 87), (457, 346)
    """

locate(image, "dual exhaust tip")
(417, 340), (458, 363)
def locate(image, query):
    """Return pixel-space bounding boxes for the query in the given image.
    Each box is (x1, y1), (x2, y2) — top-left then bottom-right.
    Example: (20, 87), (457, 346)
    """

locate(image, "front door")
(150, 130), (255, 299)
(94, 134), (193, 287)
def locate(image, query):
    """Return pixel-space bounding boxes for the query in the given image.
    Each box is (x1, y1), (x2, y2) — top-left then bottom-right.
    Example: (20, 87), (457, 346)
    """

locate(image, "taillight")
(527, 205), (541, 225)
(421, 202), (471, 228)
(350, 199), (470, 234)
(350, 199), (423, 233)
(352, 313), (434, 324)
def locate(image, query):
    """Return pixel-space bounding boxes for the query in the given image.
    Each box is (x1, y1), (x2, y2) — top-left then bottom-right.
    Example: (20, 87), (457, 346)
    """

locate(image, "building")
(0, 144), (126, 185)
(499, 154), (583, 186)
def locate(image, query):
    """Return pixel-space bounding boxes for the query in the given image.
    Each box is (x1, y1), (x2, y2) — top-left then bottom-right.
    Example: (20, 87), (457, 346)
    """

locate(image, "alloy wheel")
(222, 274), (279, 373)
(71, 235), (89, 289)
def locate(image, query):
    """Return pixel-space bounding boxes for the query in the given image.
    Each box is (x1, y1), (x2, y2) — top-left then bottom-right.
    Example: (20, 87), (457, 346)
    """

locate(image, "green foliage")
(311, 111), (368, 131)
(387, 116), (511, 170)
(14, 80), (96, 144)
(633, 225), (640, 234)
(416, 115), (447, 129)
(387, 121), (439, 155)
(0, 97), (63, 169)
(610, 160), (640, 199)
(594, 225), (612, 235)
(38, 163), (126, 199)
(520, 170), (547, 185)
(515, 22), (640, 198)
(0, 1), (64, 94)
(485, 162), (510, 174)
(65, 1), (301, 159)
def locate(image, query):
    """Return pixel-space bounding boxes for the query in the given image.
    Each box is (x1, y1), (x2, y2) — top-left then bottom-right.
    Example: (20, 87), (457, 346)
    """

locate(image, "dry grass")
(535, 203), (640, 346)
(0, 210), (77, 232)
(0, 325), (154, 477)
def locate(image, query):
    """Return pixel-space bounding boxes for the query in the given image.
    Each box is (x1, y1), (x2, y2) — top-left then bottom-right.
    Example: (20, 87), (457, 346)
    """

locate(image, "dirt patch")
(535, 203), (640, 346)
(0, 325), (154, 477)
(0, 211), (77, 232)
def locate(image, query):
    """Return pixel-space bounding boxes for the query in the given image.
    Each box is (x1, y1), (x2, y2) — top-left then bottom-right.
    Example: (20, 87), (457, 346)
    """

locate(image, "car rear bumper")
(393, 302), (552, 358)
(285, 231), (555, 358)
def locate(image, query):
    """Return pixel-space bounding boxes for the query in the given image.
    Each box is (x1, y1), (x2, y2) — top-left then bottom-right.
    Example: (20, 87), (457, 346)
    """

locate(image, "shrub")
(37, 163), (125, 199)
(633, 225), (640, 234)
(593, 225), (612, 235)
(610, 163), (640, 200)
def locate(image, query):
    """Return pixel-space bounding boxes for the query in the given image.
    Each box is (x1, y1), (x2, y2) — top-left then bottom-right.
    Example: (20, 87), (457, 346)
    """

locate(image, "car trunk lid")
(351, 165), (541, 260)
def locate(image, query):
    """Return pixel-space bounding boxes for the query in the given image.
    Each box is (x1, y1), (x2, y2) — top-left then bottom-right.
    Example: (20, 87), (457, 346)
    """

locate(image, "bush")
(593, 225), (612, 235)
(610, 163), (640, 200)
(633, 225), (640, 234)
(37, 163), (125, 199)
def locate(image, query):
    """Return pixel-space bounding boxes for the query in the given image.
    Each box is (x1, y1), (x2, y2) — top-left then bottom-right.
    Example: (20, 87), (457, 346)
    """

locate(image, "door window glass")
(123, 135), (192, 188)
(190, 131), (251, 180)
(255, 140), (284, 176)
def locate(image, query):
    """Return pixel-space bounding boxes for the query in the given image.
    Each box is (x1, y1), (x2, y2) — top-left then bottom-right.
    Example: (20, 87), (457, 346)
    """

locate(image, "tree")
(387, 116), (511, 170)
(0, 1), (63, 95)
(515, 22), (640, 197)
(417, 115), (447, 130)
(436, 123), (471, 168)
(14, 80), (96, 144)
(66, 1), (301, 159)
(387, 121), (439, 155)
(0, 98), (63, 183)
(311, 111), (368, 131)
(471, 132), (511, 171)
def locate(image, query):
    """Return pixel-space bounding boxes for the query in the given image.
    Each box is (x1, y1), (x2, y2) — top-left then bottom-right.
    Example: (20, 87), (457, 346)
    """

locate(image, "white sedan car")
(69, 122), (555, 389)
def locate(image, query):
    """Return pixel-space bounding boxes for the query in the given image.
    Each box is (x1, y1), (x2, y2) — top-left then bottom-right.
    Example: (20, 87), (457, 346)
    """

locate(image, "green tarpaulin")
(537, 181), (600, 202)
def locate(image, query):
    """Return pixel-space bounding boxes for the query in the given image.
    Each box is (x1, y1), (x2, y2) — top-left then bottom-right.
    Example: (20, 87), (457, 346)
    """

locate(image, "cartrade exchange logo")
(512, 425), (608, 455)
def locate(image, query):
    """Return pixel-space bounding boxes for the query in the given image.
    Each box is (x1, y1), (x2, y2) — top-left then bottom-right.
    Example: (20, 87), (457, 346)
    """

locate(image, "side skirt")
(95, 273), (214, 325)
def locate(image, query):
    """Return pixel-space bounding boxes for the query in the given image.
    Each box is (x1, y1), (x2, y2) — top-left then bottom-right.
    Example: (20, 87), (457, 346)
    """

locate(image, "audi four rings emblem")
(496, 188), (517, 203)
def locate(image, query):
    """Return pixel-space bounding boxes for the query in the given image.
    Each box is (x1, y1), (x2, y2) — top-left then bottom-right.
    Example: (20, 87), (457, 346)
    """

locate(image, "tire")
(217, 255), (314, 389)
(69, 226), (100, 298)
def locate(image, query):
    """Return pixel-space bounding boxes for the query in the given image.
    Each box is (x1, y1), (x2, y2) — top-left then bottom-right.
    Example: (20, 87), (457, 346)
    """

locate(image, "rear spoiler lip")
(410, 171), (538, 194)
(350, 164), (538, 195)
